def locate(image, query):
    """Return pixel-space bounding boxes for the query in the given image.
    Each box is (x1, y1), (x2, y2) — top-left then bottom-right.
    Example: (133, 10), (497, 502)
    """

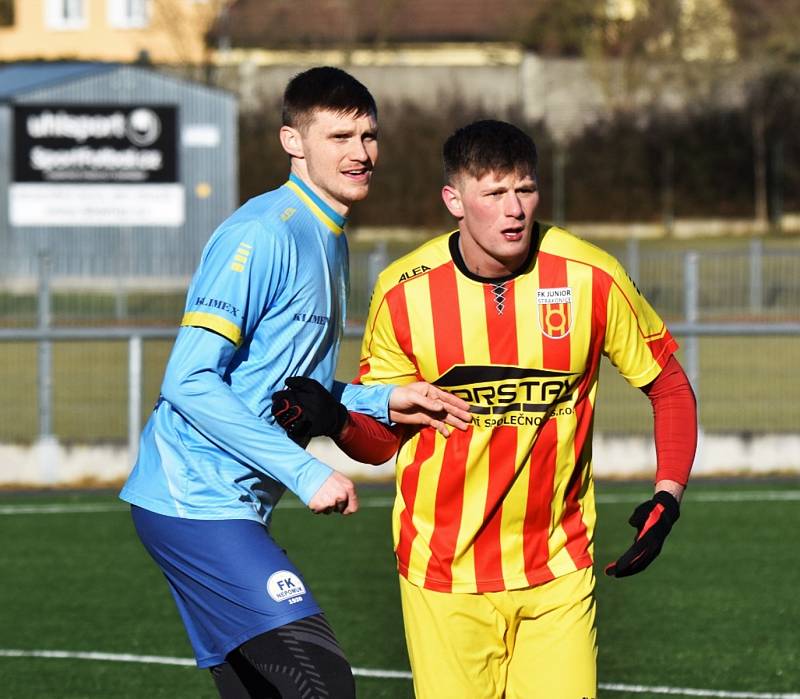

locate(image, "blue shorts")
(131, 506), (322, 668)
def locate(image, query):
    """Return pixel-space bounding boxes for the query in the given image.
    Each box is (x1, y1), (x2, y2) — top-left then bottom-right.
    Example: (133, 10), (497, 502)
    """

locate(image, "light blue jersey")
(120, 174), (394, 524)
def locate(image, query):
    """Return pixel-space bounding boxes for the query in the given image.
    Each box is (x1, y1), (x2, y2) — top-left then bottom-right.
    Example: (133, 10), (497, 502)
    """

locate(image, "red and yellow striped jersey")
(358, 224), (677, 593)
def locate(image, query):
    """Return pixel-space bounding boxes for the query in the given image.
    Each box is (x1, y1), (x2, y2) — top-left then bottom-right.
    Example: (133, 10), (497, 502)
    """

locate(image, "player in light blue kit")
(120, 67), (471, 698)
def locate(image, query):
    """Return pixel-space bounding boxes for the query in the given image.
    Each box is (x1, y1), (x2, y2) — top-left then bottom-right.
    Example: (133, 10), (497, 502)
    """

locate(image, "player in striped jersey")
(119, 68), (471, 699)
(275, 119), (697, 698)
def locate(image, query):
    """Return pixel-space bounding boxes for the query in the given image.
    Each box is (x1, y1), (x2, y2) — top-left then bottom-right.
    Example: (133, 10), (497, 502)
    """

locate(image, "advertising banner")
(10, 104), (184, 226)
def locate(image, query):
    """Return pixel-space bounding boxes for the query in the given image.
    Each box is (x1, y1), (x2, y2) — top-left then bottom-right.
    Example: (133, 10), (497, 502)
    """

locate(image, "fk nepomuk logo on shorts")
(537, 287), (573, 339)
(266, 570), (306, 605)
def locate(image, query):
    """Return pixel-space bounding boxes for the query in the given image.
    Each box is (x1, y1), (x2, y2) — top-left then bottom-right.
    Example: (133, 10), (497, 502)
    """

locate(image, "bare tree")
(150, 0), (232, 73)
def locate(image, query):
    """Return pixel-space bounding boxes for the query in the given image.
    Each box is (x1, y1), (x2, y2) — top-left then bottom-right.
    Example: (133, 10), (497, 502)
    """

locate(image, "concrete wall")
(209, 50), (751, 142)
(2, 433), (798, 488)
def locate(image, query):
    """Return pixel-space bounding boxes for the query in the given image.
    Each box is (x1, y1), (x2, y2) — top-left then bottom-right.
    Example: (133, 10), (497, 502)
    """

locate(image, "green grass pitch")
(0, 480), (798, 698)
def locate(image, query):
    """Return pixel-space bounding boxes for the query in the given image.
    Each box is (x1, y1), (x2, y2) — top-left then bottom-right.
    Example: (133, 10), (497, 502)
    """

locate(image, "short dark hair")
(443, 120), (538, 184)
(282, 66), (377, 130)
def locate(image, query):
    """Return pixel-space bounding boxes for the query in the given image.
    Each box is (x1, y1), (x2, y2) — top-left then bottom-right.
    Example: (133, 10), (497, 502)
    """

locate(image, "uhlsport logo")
(125, 108), (161, 147)
(266, 570), (306, 605)
(537, 287), (573, 339)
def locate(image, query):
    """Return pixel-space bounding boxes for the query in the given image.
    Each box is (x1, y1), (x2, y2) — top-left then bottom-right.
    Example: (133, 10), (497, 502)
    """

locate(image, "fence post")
(37, 251), (53, 440)
(128, 334), (143, 469)
(684, 252), (703, 457)
(36, 251), (60, 484)
(683, 251), (699, 386)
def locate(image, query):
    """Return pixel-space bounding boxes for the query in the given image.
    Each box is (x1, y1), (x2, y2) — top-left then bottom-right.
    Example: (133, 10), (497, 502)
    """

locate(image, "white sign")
(9, 183), (185, 227)
(182, 124), (220, 148)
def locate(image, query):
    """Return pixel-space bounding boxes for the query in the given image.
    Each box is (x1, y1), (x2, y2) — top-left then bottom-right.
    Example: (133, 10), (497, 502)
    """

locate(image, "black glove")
(605, 490), (680, 578)
(271, 377), (349, 447)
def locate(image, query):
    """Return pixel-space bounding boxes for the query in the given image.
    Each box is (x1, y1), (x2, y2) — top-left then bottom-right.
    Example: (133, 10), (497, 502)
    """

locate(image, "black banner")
(13, 104), (178, 183)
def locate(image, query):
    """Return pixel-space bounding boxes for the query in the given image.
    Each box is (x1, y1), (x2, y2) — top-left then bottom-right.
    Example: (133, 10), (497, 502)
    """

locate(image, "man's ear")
(441, 184), (464, 218)
(280, 125), (304, 159)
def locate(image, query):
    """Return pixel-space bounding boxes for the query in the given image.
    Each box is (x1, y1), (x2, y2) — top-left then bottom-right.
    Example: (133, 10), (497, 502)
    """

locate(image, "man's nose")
(505, 193), (524, 218)
(348, 139), (371, 162)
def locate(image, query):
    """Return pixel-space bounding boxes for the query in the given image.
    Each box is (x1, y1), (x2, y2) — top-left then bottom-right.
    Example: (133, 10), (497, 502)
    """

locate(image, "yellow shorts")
(399, 567), (597, 699)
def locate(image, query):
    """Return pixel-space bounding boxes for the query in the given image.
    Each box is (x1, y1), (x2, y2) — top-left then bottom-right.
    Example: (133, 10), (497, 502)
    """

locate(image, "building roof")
(211, 0), (537, 47)
(0, 60), (236, 102)
(0, 62), (119, 100)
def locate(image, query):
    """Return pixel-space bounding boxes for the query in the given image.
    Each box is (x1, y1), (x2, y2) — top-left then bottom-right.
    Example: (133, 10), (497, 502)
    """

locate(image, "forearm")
(641, 355), (698, 489)
(334, 380), (394, 422)
(336, 411), (403, 464)
(655, 479), (685, 503)
(163, 328), (332, 503)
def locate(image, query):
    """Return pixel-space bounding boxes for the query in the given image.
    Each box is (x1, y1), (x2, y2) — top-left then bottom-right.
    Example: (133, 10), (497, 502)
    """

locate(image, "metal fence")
(1, 238), (799, 456)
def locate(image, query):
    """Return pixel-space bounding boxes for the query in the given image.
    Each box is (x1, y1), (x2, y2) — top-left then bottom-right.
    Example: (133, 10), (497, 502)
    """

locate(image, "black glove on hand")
(271, 377), (349, 447)
(605, 490), (680, 578)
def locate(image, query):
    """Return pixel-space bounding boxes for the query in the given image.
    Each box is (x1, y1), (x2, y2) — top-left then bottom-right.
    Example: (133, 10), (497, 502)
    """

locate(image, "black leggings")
(209, 613), (356, 699)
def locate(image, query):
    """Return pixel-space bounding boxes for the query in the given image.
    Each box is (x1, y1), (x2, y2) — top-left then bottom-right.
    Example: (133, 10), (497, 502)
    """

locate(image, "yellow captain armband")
(181, 312), (242, 346)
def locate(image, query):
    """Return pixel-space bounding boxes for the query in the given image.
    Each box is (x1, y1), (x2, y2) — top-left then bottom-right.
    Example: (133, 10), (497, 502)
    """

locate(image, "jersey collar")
(285, 174), (347, 235)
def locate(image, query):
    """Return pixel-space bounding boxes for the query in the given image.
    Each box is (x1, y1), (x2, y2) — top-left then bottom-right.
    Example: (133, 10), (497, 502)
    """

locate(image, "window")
(45, 0), (87, 30)
(0, 0), (15, 27)
(108, 0), (149, 28)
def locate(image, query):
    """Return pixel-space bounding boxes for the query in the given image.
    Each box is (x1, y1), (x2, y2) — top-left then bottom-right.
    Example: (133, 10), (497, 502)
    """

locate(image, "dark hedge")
(238, 89), (798, 227)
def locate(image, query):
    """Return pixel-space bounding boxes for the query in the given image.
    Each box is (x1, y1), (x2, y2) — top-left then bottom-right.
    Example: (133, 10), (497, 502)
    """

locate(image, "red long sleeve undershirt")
(335, 410), (403, 464)
(640, 354), (697, 486)
(335, 354), (697, 485)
